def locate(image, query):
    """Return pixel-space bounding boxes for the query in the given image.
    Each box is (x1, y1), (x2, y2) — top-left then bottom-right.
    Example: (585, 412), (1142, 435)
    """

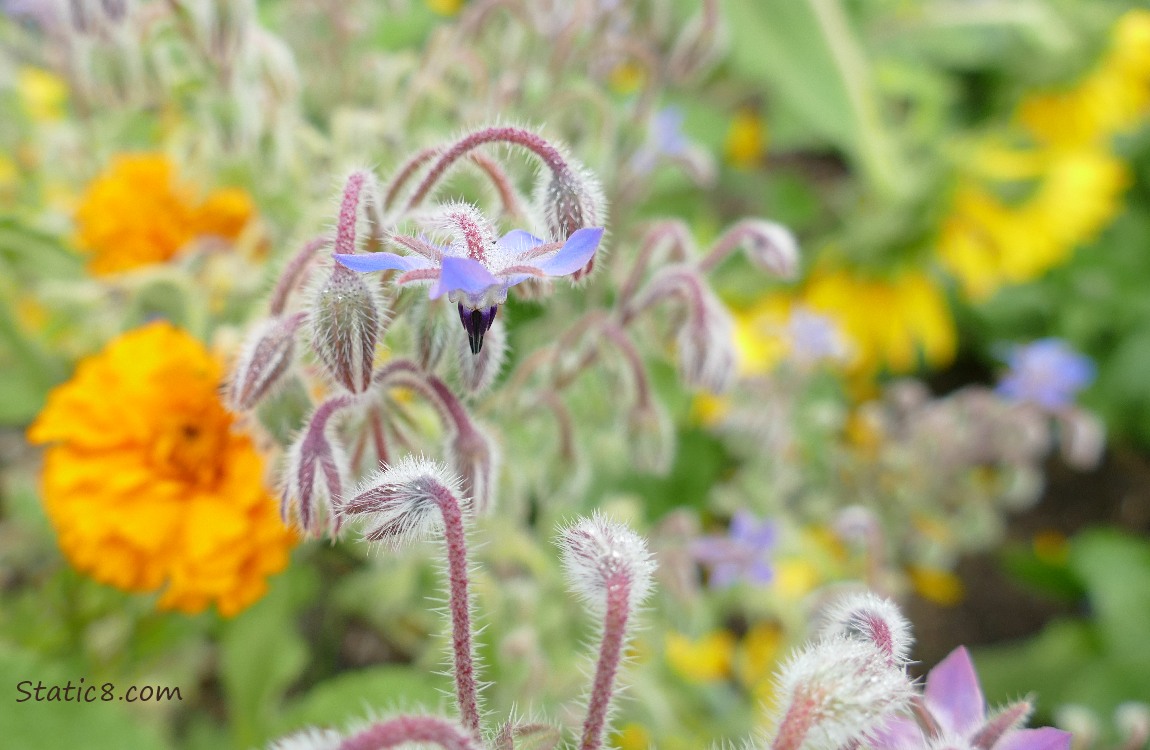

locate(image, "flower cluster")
(28, 322), (295, 616)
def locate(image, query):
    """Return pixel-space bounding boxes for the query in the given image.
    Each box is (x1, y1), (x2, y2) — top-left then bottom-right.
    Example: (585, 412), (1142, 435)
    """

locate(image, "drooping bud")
(699, 218), (800, 278)
(814, 591), (913, 666)
(341, 455), (466, 546)
(767, 638), (914, 750)
(448, 422), (500, 515)
(309, 263), (384, 393)
(1056, 407), (1106, 471)
(457, 318), (506, 394)
(414, 298), (454, 373)
(675, 273), (737, 393)
(282, 396), (352, 537)
(229, 312), (305, 412)
(559, 512), (655, 616)
(537, 163), (606, 280)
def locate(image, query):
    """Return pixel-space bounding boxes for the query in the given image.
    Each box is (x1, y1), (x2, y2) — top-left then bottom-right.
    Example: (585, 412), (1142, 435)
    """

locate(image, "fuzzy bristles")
(814, 592), (913, 666)
(558, 512), (655, 615)
(767, 638), (914, 750)
(266, 727), (342, 750)
(341, 456), (467, 547)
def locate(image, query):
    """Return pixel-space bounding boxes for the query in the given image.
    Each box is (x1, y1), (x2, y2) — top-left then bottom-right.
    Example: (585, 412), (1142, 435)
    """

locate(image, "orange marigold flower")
(74, 154), (254, 276)
(28, 322), (295, 616)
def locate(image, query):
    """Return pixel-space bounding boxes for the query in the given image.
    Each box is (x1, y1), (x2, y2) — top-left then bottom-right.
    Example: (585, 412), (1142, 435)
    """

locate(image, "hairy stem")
(407, 127), (570, 210)
(431, 484), (481, 736)
(580, 575), (631, 750)
(269, 234), (331, 315)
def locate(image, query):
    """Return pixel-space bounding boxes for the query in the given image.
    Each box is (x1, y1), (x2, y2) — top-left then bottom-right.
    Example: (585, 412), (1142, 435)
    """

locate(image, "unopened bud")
(457, 319), (506, 394)
(768, 638), (914, 750)
(737, 220), (799, 278)
(559, 512), (655, 615)
(414, 298), (453, 373)
(537, 163), (606, 280)
(676, 274), (736, 393)
(309, 263), (384, 393)
(1055, 705), (1100, 748)
(448, 423), (500, 515)
(283, 396), (351, 537)
(341, 456), (465, 546)
(1116, 703), (1150, 750)
(1057, 408), (1106, 471)
(815, 592), (912, 665)
(229, 312), (305, 411)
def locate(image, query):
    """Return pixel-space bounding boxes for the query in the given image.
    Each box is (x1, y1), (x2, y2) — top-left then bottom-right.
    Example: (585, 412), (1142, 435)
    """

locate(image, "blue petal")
(430, 256), (501, 299)
(497, 229), (547, 257)
(533, 227), (604, 276)
(334, 252), (433, 273)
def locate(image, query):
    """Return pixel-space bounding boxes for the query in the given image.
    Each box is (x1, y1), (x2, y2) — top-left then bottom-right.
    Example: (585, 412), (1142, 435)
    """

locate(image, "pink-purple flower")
(875, 647), (1072, 750)
(335, 204), (603, 353)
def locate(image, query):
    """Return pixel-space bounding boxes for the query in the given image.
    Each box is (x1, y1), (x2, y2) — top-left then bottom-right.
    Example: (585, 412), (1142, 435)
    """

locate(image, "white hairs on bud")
(768, 638), (915, 750)
(457, 319), (507, 395)
(677, 279), (737, 394)
(558, 512), (655, 615)
(342, 455), (466, 547)
(228, 313), (302, 412)
(742, 220), (799, 279)
(266, 727), (342, 750)
(814, 592), (913, 665)
(307, 262), (385, 394)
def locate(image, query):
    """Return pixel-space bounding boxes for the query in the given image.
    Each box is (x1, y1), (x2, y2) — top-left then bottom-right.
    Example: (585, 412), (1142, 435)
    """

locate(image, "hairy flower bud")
(283, 397), (352, 537)
(309, 263), (384, 393)
(768, 638), (914, 750)
(537, 163), (606, 280)
(341, 456), (466, 546)
(457, 319), (506, 394)
(814, 591), (912, 665)
(736, 220), (799, 278)
(675, 273), (736, 393)
(414, 298), (454, 373)
(448, 422), (500, 515)
(1056, 407), (1106, 470)
(559, 512), (655, 615)
(229, 312), (305, 411)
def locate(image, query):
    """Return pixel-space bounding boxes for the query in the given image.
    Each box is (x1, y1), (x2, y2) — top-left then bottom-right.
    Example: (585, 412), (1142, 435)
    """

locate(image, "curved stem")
(270, 234), (330, 315)
(407, 127), (570, 210)
(617, 221), (695, 308)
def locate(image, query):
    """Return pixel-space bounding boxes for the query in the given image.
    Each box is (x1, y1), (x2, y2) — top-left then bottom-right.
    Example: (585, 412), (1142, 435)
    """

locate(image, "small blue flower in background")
(691, 510), (776, 589)
(996, 338), (1095, 412)
(629, 107), (688, 175)
(786, 306), (848, 365)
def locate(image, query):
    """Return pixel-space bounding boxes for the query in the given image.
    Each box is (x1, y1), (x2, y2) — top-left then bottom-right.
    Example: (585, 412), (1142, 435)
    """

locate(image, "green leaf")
(723, 0), (905, 196)
(0, 642), (171, 750)
(277, 665), (448, 735)
(219, 567), (312, 748)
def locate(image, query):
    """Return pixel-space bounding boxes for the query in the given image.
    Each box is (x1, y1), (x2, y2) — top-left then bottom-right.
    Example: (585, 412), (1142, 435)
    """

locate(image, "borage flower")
(335, 204), (603, 353)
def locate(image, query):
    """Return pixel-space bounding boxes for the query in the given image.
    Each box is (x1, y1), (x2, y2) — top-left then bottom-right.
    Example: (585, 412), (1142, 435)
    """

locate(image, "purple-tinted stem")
(337, 171), (368, 257)
(467, 152), (525, 219)
(622, 265), (706, 326)
(340, 715), (480, 750)
(600, 320), (652, 409)
(580, 575), (631, 750)
(374, 360), (480, 447)
(383, 147), (441, 210)
(617, 221), (694, 308)
(696, 219), (757, 274)
(269, 234), (332, 316)
(431, 483), (481, 736)
(407, 127), (570, 210)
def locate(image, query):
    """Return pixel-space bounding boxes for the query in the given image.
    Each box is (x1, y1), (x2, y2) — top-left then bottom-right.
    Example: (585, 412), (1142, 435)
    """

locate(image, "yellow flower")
(802, 266), (956, 377)
(725, 107), (767, 169)
(614, 723), (652, 750)
(28, 322), (296, 616)
(17, 67), (68, 122)
(666, 630), (736, 683)
(734, 621), (783, 696)
(609, 61), (647, 96)
(426, 0), (464, 16)
(907, 565), (965, 607)
(74, 154), (254, 276)
(732, 296), (792, 376)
